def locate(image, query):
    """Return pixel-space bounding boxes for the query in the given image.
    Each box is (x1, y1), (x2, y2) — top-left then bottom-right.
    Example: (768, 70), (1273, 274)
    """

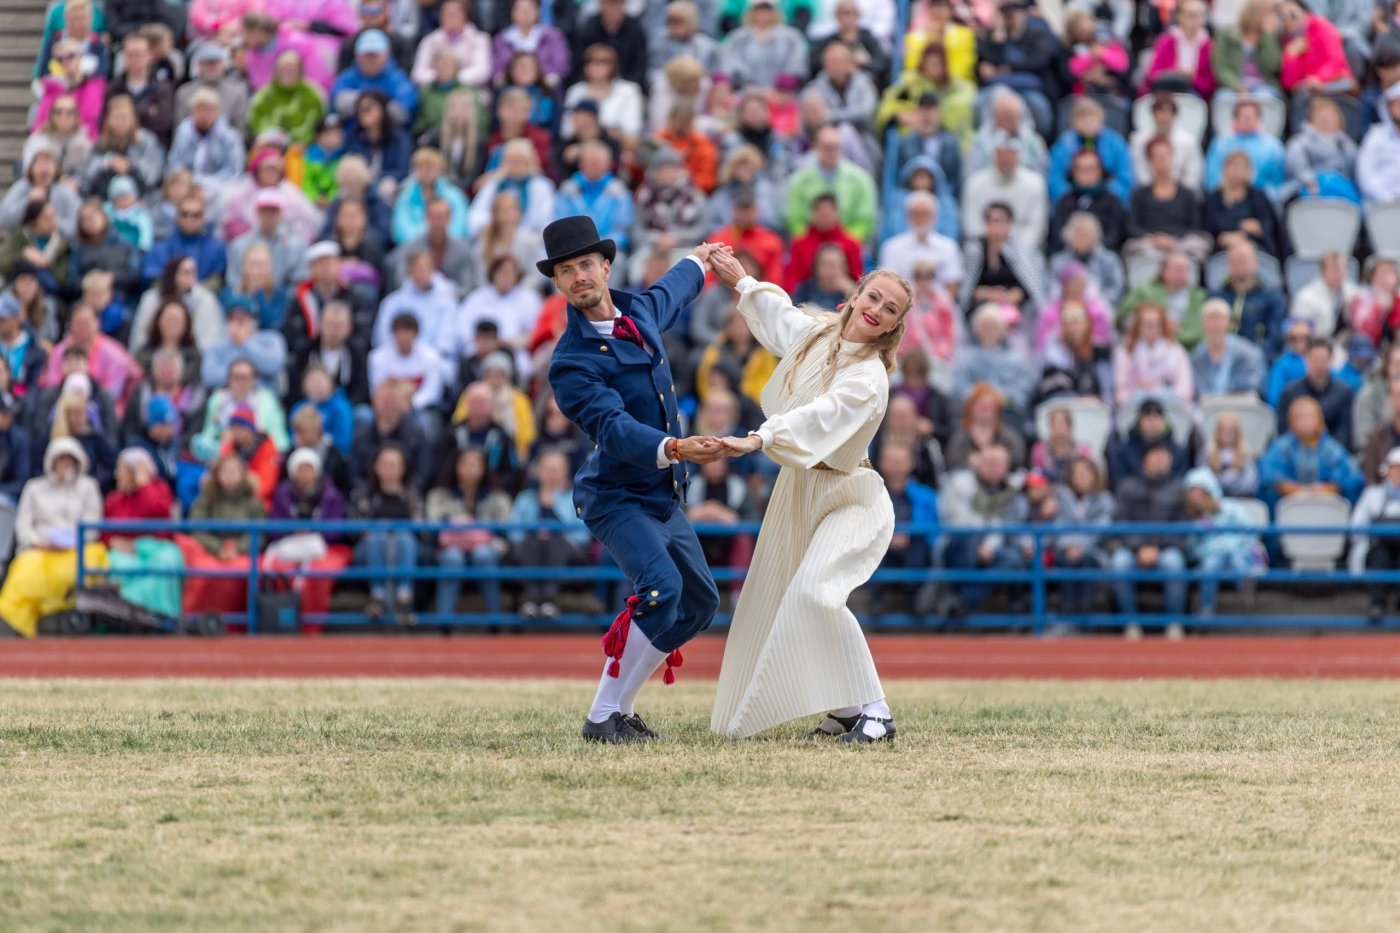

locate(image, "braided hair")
(784, 269), (913, 390)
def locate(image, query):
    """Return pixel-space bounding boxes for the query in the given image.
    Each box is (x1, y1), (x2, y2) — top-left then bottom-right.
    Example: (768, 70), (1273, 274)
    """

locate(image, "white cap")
(306, 241), (341, 263)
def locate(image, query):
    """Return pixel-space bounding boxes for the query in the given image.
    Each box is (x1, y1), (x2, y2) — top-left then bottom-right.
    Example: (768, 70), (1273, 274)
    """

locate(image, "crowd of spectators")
(5, 0), (1400, 634)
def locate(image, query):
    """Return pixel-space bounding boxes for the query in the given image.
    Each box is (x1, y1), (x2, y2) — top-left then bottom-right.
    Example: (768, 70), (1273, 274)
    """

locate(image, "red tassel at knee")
(602, 595), (641, 678)
(663, 649), (684, 685)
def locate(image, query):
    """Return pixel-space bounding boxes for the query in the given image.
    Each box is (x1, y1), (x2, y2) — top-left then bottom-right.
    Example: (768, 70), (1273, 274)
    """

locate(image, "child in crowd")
(302, 113), (344, 209)
(104, 175), (153, 252)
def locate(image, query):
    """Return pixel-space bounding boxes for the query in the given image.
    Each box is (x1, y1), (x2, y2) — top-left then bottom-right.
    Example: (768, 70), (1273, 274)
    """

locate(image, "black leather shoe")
(810, 712), (862, 737)
(623, 713), (659, 739)
(581, 712), (650, 744)
(837, 715), (896, 744)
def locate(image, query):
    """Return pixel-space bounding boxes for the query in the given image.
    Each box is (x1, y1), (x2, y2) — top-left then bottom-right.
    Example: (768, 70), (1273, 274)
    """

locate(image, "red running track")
(7, 635), (1400, 678)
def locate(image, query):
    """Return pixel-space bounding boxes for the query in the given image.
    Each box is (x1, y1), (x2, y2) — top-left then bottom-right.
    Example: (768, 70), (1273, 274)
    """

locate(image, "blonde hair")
(783, 269), (912, 389)
(50, 392), (87, 441)
(1206, 411), (1252, 472)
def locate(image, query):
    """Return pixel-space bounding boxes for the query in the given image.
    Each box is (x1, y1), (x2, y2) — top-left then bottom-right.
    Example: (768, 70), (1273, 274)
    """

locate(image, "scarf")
(502, 24), (543, 54)
(973, 480), (1019, 520)
(1170, 26), (1205, 73)
(498, 175), (531, 212)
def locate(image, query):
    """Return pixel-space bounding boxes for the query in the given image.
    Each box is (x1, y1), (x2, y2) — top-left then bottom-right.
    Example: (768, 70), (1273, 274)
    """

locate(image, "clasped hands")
(672, 433), (763, 463)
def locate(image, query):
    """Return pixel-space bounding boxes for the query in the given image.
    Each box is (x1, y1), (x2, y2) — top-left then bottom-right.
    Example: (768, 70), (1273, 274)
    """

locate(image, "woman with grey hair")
(1050, 211), (1128, 306)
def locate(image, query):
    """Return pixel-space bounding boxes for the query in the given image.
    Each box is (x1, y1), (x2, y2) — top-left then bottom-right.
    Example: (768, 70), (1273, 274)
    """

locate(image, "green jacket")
(301, 152), (340, 206)
(189, 486), (266, 556)
(785, 161), (878, 244)
(1210, 30), (1282, 93)
(248, 81), (326, 146)
(413, 80), (460, 137)
(1117, 282), (1209, 350)
(0, 228), (67, 290)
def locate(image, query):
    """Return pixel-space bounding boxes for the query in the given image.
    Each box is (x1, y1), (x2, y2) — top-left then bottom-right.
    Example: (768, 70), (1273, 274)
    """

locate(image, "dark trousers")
(1366, 541), (1400, 610)
(587, 506), (720, 653)
(945, 537), (1027, 611)
(872, 538), (931, 611)
(514, 533), (585, 602)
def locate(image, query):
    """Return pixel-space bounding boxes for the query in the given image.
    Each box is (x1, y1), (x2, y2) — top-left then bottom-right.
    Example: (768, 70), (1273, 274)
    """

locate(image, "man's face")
(193, 100), (218, 132)
(409, 257), (434, 289)
(1203, 311), (1228, 342)
(878, 445), (913, 484)
(733, 201), (758, 229)
(1140, 412), (1165, 439)
(823, 45), (853, 81)
(993, 145), (1018, 175)
(178, 201), (205, 235)
(70, 312), (97, 347)
(579, 145), (609, 179)
(0, 315), (17, 340)
(1072, 110), (1102, 139)
(984, 209), (1011, 238)
(1306, 346), (1331, 382)
(973, 449), (1009, 486)
(599, 0), (626, 26)
(811, 200), (839, 230)
(228, 424), (254, 449)
(1228, 244), (1257, 279)
(393, 327), (415, 354)
(907, 200), (935, 232)
(426, 202), (451, 236)
(1234, 104), (1261, 135)
(357, 50), (387, 77)
(125, 41), (150, 73)
(256, 205), (280, 235)
(815, 130), (842, 168)
(553, 253), (610, 311)
(1071, 153), (1101, 188)
(197, 59), (223, 84)
(1143, 447), (1171, 478)
(916, 102), (941, 132)
(1322, 254), (1347, 287)
(227, 313), (255, 344)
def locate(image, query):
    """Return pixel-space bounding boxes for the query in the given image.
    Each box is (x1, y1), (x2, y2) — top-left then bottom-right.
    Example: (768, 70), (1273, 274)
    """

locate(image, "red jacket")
(785, 226), (864, 293)
(221, 436), (282, 510)
(101, 480), (175, 544)
(710, 223), (785, 288)
(1280, 17), (1352, 92)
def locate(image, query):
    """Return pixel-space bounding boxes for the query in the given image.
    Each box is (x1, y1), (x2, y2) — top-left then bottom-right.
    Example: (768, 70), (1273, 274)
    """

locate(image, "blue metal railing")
(70, 518), (1400, 634)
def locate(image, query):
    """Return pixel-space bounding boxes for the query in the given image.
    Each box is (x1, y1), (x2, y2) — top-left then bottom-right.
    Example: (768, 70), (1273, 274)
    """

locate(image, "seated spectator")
(1112, 398), (1188, 482)
(720, 0), (809, 89)
(1031, 408), (1092, 484)
(902, 0), (975, 83)
(392, 148), (471, 247)
(1141, 0), (1215, 99)
(877, 389), (947, 488)
(1128, 92), (1204, 191)
(1050, 150), (1129, 254)
(810, 0), (893, 74)
(24, 93), (92, 184)
(1278, 336), (1355, 448)
(351, 382), (432, 489)
(656, 100), (719, 195)
(1211, 0), (1283, 107)
(49, 382), (116, 490)
(1358, 345), (1400, 465)
(893, 90), (963, 194)
(1051, 455), (1114, 616)
(176, 453), (264, 620)
(493, 0), (571, 86)
(1183, 467), (1267, 616)
(368, 312), (448, 427)
(167, 89), (245, 195)
(1214, 239), (1288, 358)
(878, 42), (974, 150)
(1266, 317), (1314, 407)
(439, 381), (520, 493)
(1050, 211), (1126, 308)
(939, 443), (1030, 614)
(141, 197), (226, 291)
(336, 0), (413, 74)
(1206, 152), (1293, 265)
(785, 193), (862, 292)
(1061, 7), (1129, 92)
(1204, 411), (1261, 497)
(283, 404), (352, 496)
(1358, 84), (1400, 205)
(26, 349), (117, 439)
(427, 446), (512, 618)
(555, 141), (634, 274)
(70, 206), (139, 315)
(263, 446), (351, 621)
(468, 140), (556, 239)
(1259, 395), (1364, 507)
(33, 38), (105, 142)
(1111, 439), (1188, 632)
(1351, 446), (1400, 620)
(0, 145), (81, 240)
(0, 203), (69, 297)
(108, 32), (175, 146)
(39, 304), (142, 410)
(122, 348), (204, 452)
(1192, 298), (1268, 399)
(1119, 252), (1207, 350)
(945, 381), (1028, 471)
(78, 95), (163, 201)
(878, 191), (962, 296)
(201, 299), (287, 392)
(0, 437), (104, 637)
(179, 43), (250, 139)
(0, 290), (47, 396)
(7, 263), (60, 346)
(507, 449), (589, 618)
(411, 0), (490, 87)
(104, 175), (154, 254)
(1207, 96), (1288, 200)
(373, 250), (460, 349)
(1048, 97), (1132, 205)
(485, 86), (555, 179)
(1278, 0), (1354, 96)
(1349, 257), (1400, 346)
(454, 255), (541, 372)
(98, 446), (182, 618)
(1282, 97), (1360, 203)
(786, 124), (878, 246)
(415, 48), (467, 139)
(899, 261), (961, 378)
(959, 201), (1047, 316)
(349, 442), (422, 622)
(339, 91), (413, 201)
(1290, 251), (1358, 338)
(1036, 262), (1113, 353)
(327, 198), (388, 288)
(867, 441), (937, 615)
(1125, 136), (1211, 265)
(331, 28), (417, 128)
(791, 242), (856, 309)
(1113, 301), (1194, 408)
(283, 242), (368, 359)
(320, 156), (393, 247)
(961, 132), (1048, 254)
(191, 358), (291, 463)
(707, 190), (783, 289)
(885, 148), (960, 241)
(1337, 333), (1378, 395)
(216, 402), (282, 508)
(562, 44), (644, 153)
(228, 193), (310, 296)
(530, 395), (590, 473)
(1037, 303), (1114, 406)
(290, 361), (353, 452)
(974, 0), (1057, 137)
(707, 145), (780, 232)
(388, 198), (478, 297)
(696, 308), (778, 410)
(957, 298), (1036, 403)
(221, 242), (289, 334)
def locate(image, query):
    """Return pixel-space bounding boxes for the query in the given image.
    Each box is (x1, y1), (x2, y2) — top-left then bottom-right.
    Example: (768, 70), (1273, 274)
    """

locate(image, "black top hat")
(537, 216), (617, 277)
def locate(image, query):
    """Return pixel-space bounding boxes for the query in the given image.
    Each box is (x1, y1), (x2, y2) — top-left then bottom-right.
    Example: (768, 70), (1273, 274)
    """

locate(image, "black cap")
(1138, 398), (1165, 417)
(570, 99), (600, 115)
(917, 91), (941, 108)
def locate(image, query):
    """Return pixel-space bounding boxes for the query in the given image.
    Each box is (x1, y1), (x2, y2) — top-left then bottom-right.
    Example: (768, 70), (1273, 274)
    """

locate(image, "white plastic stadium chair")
(1204, 250), (1282, 291)
(1125, 253), (1164, 289)
(1284, 256), (1360, 295)
(1286, 199), (1361, 260)
(1199, 394), (1276, 456)
(1115, 394), (1196, 448)
(1034, 396), (1113, 455)
(1229, 497), (1271, 528)
(1210, 94), (1287, 138)
(1367, 203), (1400, 258)
(1276, 491), (1350, 571)
(1132, 93), (1207, 142)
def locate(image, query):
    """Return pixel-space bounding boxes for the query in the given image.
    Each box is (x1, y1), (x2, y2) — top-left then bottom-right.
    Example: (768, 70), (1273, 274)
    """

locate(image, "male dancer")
(543, 217), (725, 743)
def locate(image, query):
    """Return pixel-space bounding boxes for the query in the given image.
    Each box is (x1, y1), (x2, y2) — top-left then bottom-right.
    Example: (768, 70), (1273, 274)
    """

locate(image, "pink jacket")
(39, 335), (142, 410)
(33, 75), (105, 139)
(244, 29), (338, 93)
(1280, 17), (1351, 92)
(1141, 30), (1216, 99)
(189, 0), (252, 39)
(1068, 41), (1129, 95)
(1035, 297), (1114, 353)
(1112, 338), (1194, 407)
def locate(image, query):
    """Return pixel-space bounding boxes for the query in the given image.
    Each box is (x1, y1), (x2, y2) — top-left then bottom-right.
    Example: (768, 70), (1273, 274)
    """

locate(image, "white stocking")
(617, 621), (668, 715)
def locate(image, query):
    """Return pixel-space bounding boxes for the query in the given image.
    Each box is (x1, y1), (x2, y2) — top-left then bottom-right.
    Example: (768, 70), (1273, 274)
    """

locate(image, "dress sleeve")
(733, 275), (823, 357)
(756, 360), (886, 472)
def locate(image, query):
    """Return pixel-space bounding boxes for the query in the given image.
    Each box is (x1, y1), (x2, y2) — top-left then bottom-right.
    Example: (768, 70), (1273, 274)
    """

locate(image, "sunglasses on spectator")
(57, 52), (77, 61)
(52, 107), (76, 115)
(913, 271), (936, 280)
(180, 210), (204, 219)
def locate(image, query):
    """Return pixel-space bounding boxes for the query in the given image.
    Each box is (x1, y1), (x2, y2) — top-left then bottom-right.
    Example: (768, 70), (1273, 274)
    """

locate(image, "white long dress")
(711, 277), (895, 739)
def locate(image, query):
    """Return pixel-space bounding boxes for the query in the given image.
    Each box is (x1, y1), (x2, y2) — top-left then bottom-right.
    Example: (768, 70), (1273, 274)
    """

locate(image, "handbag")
(264, 533), (328, 565)
(256, 589), (302, 633)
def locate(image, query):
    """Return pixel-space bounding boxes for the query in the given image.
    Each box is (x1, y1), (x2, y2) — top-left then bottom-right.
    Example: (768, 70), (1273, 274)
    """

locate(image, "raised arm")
(711, 247), (824, 356)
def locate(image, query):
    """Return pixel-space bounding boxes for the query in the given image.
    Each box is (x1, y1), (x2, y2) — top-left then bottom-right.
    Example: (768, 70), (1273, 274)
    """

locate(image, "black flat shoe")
(623, 712), (659, 739)
(364, 598), (387, 620)
(837, 715), (896, 744)
(810, 711), (862, 737)
(581, 712), (652, 744)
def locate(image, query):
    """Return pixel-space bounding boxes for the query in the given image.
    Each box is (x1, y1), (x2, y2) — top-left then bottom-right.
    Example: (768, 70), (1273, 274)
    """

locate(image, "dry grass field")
(2, 678), (1399, 931)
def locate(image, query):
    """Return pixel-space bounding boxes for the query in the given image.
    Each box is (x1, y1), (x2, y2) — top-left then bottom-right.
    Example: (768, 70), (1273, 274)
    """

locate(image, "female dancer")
(707, 247), (911, 743)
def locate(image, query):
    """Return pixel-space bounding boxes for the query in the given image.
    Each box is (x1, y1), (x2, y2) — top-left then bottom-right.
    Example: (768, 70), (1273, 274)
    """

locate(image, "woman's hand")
(719, 434), (763, 455)
(710, 247), (747, 288)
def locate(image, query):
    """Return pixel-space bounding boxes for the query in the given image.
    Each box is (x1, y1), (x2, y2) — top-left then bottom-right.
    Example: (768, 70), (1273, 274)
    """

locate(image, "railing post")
(247, 528), (261, 635)
(76, 521), (86, 589)
(1030, 528), (1045, 636)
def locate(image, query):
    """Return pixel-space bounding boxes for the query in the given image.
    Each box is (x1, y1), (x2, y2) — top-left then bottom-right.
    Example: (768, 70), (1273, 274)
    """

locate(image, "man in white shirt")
(877, 190), (963, 295)
(961, 132), (1048, 253)
(372, 249), (460, 348)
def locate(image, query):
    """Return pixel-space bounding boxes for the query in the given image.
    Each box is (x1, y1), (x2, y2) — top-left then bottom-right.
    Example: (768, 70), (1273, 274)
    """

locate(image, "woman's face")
(158, 301), (189, 341)
(1216, 418), (1239, 446)
(1312, 104), (1341, 135)
(255, 160), (282, 187)
(1179, 0), (1206, 33)
(502, 146), (532, 178)
(509, 54), (540, 86)
(844, 274), (908, 343)
(537, 454), (567, 489)
(446, 94), (474, 123)
(216, 459), (243, 492)
(293, 462), (318, 489)
(813, 250), (845, 287)
(106, 103), (135, 138)
(491, 259), (520, 292)
(441, 1), (466, 31)
(274, 53), (300, 86)
(1064, 275), (1086, 300)
(376, 450), (406, 485)
(492, 193), (522, 227)
(919, 51), (947, 83)
(357, 98), (384, 130)
(116, 459), (136, 493)
(243, 249), (272, 286)
(338, 202), (367, 238)
(583, 55), (614, 83)
(512, 0), (538, 28)
(458, 451), (486, 486)
(970, 395), (998, 424)
(175, 258), (196, 292)
(50, 96), (79, 133)
(79, 204), (106, 237)
(65, 400), (87, 431)
(12, 274), (37, 302)
(1069, 461), (1094, 494)
(33, 205), (56, 235)
(1139, 307), (1164, 341)
(1374, 262), (1399, 293)
(29, 153), (57, 187)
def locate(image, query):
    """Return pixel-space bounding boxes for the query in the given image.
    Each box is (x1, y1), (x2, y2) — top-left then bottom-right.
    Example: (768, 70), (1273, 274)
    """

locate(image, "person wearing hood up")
(1349, 447), (1400, 621)
(880, 158), (959, 243)
(0, 437), (106, 637)
(1183, 466), (1266, 619)
(1357, 83), (1400, 205)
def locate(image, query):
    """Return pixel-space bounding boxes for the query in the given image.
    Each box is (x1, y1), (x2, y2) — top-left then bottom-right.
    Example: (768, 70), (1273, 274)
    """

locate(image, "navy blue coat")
(548, 260), (703, 523)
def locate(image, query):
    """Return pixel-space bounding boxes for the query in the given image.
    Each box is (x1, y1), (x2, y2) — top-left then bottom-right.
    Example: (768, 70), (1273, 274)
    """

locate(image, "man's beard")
(571, 288), (603, 311)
